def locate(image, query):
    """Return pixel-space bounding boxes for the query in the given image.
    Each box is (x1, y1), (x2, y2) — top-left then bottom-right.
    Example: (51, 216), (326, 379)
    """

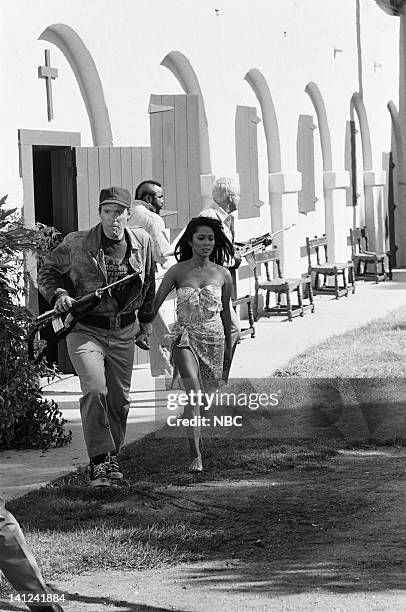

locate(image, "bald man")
(130, 181), (171, 267)
(131, 180), (173, 378)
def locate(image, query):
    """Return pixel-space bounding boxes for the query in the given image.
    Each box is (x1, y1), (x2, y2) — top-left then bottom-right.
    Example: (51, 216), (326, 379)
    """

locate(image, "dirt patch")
(3, 447), (406, 611)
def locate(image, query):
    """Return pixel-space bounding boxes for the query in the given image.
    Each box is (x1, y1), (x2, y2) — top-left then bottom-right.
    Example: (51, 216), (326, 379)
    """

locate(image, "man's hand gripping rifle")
(234, 224), (295, 269)
(27, 273), (137, 364)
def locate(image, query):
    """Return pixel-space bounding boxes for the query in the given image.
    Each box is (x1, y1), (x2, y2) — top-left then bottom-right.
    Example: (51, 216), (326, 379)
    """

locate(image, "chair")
(232, 295), (255, 338)
(306, 235), (355, 299)
(253, 247), (314, 322)
(349, 227), (392, 283)
(228, 265), (255, 339)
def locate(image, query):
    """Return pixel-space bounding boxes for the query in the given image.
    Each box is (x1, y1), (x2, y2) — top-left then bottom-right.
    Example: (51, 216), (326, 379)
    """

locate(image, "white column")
(323, 171), (351, 262)
(268, 171), (302, 276)
(363, 170), (386, 251)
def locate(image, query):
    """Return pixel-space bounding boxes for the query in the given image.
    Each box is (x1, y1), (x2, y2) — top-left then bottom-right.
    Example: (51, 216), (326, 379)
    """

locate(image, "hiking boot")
(89, 458), (110, 487)
(106, 452), (124, 480)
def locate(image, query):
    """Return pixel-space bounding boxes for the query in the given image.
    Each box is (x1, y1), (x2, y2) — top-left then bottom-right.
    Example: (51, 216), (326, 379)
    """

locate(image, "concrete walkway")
(1, 270), (406, 501)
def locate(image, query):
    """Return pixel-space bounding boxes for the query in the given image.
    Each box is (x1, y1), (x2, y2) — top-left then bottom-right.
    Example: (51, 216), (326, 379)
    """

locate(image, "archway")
(39, 24), (113, 146)
(244, 68), (281, 173)
(161, 50), (211, 175)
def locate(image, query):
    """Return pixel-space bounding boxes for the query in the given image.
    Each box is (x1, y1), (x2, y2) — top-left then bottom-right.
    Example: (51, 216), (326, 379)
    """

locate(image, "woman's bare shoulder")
(165, 261), (191, 282)
(216, 264), (232, 282)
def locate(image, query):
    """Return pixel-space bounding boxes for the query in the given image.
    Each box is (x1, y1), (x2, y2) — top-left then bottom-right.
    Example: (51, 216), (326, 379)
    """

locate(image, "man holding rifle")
(38, 186), (155, 488)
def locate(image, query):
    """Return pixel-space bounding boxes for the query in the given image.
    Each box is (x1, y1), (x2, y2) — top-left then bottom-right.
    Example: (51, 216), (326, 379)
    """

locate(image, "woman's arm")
(220, 268), (233, 355)
(152, 265), (178, 318)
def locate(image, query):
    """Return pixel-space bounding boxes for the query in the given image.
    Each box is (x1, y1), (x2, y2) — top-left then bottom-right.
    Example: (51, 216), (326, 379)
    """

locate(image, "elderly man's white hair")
(212, 177), (240, 205)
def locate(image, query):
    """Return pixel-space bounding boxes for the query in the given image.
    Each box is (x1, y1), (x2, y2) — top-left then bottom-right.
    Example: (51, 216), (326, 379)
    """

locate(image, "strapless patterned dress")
(170, 284), (225, 390)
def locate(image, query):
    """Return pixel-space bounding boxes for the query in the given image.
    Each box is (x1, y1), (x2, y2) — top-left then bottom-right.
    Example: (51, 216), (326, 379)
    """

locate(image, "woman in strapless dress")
(153, 217), (234, 473)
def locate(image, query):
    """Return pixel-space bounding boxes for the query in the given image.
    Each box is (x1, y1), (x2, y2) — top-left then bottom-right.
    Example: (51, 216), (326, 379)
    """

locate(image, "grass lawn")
(2, 304), (406, 595)
(274, 304), (406, 377)
(1, 431), (342, 594)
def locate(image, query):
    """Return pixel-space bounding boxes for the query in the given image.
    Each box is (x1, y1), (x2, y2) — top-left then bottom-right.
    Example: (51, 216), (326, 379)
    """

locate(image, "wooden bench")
(306, 235), (355, 299)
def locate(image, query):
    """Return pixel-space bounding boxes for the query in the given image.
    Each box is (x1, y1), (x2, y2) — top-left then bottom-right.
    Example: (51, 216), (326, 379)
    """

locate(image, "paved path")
(1, 271), (406, 501)
(0, 367), (169, 500)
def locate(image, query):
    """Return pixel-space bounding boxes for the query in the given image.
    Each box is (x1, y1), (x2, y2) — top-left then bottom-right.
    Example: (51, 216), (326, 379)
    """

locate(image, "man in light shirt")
(131, 180), (171, 267)
(131, 180), (172, 377)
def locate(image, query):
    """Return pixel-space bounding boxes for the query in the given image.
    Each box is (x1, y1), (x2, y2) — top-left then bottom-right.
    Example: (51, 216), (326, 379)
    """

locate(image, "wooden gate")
(61, 145), (153, 366)
(149, 94), (202, 238)
(74, 146), (152, 229)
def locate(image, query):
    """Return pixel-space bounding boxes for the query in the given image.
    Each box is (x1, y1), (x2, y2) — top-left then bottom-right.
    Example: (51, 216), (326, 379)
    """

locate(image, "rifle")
(27, 273), (138, 363)
(235, 224), (295, 269)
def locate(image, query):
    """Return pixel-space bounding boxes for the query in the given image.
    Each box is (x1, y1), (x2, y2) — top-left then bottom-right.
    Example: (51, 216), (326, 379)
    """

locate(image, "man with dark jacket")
(38, 186), (155, 487)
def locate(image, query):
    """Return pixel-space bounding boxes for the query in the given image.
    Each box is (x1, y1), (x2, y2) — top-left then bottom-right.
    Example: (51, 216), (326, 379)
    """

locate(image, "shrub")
(0, 194), (71, 449)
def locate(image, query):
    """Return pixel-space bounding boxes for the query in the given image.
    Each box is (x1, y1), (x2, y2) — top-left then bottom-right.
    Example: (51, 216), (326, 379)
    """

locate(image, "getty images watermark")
(156, 377), (406, 440)
(165, 388), (281, 428)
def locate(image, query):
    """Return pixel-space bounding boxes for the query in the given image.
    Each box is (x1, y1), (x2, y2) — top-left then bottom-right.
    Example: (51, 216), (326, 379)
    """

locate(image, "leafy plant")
(0, 194), (71, 449)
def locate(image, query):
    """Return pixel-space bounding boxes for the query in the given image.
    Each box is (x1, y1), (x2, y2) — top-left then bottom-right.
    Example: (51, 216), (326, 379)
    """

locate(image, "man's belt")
(81, 312), (136, 330)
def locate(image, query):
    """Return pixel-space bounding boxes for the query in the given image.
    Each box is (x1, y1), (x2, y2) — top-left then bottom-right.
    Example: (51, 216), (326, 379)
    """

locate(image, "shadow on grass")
(4, 418), (406, 599)
(173, 560), (406, 596)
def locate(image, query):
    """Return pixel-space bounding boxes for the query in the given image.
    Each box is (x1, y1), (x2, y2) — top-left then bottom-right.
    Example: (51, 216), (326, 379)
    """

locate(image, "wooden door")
(49, 148), (77, 373)
(235, 105), (262, 219)
(297, 115), (316, 214)
(386, 152), (397, 268)
(345, 120), (358, 208)
(50, 148), (78, 235)
(149, 94), (202, 238)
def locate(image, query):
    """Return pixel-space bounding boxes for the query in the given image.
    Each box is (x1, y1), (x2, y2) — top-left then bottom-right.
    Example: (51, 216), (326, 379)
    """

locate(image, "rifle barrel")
(35, 308), (58, 323)
(269, 223), (296, 237)
(96, 272), (138, 293)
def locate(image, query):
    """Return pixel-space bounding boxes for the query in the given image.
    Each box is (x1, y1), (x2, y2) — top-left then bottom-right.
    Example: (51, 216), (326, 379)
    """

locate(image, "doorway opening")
(19, 130), (81, 372)
(32, 145), (78, 369)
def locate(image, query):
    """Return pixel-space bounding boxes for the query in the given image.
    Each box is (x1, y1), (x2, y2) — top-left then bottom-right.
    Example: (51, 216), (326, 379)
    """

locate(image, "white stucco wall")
(0, 0), (399, 272)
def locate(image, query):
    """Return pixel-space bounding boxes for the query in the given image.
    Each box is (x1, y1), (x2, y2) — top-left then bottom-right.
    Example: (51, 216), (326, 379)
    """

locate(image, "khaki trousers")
(0, 498), (63, 611)
(66, 321), (136, 458)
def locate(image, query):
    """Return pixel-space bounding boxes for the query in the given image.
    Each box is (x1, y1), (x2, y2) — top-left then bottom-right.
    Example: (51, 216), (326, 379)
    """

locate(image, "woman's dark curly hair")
(174, 216), (234, 265)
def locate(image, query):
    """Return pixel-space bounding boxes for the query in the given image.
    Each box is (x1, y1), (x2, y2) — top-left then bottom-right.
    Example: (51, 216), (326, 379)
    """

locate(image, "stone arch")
(161, 50), (211, 174)
(244, 68), (282, 173)
(388, 100), (405, 178)
(350, 92), (373, 170)
(304, 82), (333, 171)
(39, 24), (113, 146)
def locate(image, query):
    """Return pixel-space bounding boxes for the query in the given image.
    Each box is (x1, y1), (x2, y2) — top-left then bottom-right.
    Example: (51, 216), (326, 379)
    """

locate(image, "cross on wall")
(38, 49), (58, 121)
